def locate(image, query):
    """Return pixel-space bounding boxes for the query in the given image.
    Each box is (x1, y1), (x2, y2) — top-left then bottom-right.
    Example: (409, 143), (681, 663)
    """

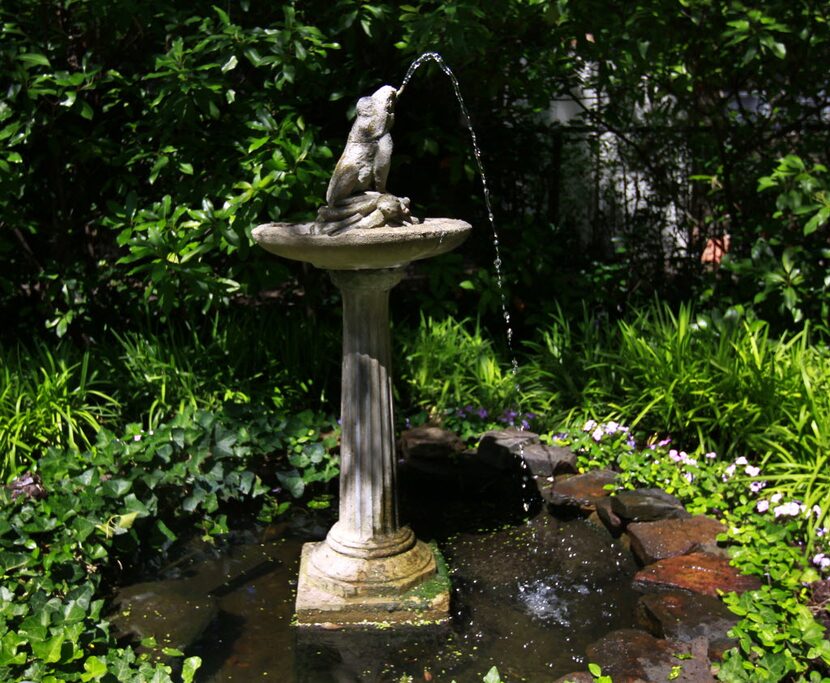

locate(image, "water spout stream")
(398, 52), (533, 511)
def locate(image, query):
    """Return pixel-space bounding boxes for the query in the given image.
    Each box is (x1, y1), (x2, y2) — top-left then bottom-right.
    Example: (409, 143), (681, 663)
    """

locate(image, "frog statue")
(314, 85), (418, 235)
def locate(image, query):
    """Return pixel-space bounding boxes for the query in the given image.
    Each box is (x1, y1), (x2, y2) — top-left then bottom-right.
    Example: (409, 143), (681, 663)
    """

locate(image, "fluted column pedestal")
(295, 268), (449, 626)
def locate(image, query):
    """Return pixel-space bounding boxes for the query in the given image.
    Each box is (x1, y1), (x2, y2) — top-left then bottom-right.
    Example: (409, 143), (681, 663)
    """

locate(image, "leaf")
(182, 656), (202, 683)
(804, 206), (830, 235)
(80, 655), (108, 681)
(482, 666), (501, 683)
(276, 469), (305, 498)
(18, 52), (51, 67)
(221, 55), (238, 73)
(31, 632), (64, 663)
(115, 511), (139, 531)
(588, 663), (602, 677)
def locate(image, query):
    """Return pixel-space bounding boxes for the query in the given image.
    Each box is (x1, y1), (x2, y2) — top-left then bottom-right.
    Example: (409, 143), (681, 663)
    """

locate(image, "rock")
(595, 497), (624, 533)
(546, 470), (617, 510)
(110, 580), (217, 650)
(553, 673), (595, 683)
(627, 516), (725, 565)
(400, 425), (465, 460)
(637, 591), (739, 647)
(632, 552), (762, 597)
(610, 488), (690, 522)
(477, 429), (540, 470)
(585, 629), (715, 682)
(520, 442), (578, 478)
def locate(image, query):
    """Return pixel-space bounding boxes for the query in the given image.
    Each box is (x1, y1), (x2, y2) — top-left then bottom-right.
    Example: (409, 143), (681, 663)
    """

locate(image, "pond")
(113, 462), (641, 682)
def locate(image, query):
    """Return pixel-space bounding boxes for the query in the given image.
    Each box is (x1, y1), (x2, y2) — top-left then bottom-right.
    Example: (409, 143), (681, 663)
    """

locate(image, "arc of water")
(399, 52), (520, 401)
(398, 52), (533, 512)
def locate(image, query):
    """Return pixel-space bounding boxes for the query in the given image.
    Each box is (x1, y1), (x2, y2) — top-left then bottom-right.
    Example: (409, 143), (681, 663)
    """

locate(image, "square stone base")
(295, 542), (451, 627)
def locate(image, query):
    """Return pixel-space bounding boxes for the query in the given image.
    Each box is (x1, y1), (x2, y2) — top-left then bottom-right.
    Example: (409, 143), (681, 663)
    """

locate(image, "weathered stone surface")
(610, 488), (690, 522)
(637, 591), (739, 646)
(586, 629), (715, 682)
(110, 581), (217, 650)
(546, 470), (617, 510)
(552, 673), (594, 683)
(521, 442), (578, 478)
(295, 543), (450, 626)
(477, 429), (540, 470)
(595, 496), (624, 533)
(627, 515), (725, 565)
(633, 552), (762, 596)
(400, 425), (465, 460)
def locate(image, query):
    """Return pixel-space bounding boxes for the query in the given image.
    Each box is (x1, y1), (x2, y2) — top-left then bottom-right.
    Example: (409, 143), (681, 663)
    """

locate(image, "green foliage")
(107, 308), (338, 426)
(549, 420), (830, 682)
(399, 315), (521, 419)
(0, 404), (335, 681)
(0, 342), (118, 481)
(527, 302), (830, 463)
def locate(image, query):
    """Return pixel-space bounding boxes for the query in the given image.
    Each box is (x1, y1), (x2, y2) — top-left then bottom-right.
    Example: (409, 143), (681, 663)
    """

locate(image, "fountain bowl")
(252, 218), (472, 271)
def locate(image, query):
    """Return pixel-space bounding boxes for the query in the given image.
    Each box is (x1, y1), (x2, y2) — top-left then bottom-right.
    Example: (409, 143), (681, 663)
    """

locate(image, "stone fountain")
(252, 84), (470, 625)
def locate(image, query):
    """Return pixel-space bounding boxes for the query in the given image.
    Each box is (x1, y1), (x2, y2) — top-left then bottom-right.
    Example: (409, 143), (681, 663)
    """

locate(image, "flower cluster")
(581, 419), (636, 448)
(454, 405), (537, 430)
(721, 455), (766, 492)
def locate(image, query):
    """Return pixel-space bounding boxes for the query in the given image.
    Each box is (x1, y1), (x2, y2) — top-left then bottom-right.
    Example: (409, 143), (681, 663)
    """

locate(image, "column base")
(295, 541), (450, 627)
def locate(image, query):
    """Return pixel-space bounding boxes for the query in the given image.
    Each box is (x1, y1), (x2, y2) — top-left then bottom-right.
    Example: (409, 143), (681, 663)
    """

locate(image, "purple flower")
(704, 451), (717, 460)
(756, 499), (770, 513)
(477, 407), (489, 420)
(657, 438), (672, 447)
(750, 481), (766, 493)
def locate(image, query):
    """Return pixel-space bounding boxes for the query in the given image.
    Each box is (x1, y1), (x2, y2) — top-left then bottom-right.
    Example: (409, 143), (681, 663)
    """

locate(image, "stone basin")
(251, 218), (472, 270)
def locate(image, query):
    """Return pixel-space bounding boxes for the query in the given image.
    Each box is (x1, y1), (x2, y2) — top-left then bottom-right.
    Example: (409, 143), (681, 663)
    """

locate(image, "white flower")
(704, 451), (717, 460)
(735, 456), (749, 466)
(583, 419), (598, 432)
(683, 471), (695, 483)
(133, 434), (142, 442)
(813, 553), (830, 571)
(604, 421), (620, 434)
(756, 500), (770, 513)
(771, 492), (784, 504)
(812, 505), (822, 518)
(773, 501), (801, 517)
(750, 481), (766, 493)
(591, 427), (604, 442)
(744, 465), (761, 477)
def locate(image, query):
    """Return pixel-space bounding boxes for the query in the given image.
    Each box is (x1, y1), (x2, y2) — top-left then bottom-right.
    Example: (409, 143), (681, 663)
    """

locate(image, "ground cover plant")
(0, 405), (339, 681)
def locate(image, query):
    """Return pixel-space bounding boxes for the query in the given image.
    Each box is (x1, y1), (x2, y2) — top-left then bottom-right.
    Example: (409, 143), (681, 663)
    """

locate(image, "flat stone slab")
(610, 488), (690, 522)
(295, 543), (450, 626)
(637, 590), (739, 647)
(400, 425), (465, 460)
(545, 469), (617, 510)
(521, 442), (578, 478)
(477, 429), (540, 470)
(627, 515), (725, 565)
(585, 629), (715, 682)
(633, 552), (761, 597)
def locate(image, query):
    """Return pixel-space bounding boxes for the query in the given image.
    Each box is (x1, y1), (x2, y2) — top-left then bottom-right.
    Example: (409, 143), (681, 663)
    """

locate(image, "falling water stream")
(398, 52), (535, 512)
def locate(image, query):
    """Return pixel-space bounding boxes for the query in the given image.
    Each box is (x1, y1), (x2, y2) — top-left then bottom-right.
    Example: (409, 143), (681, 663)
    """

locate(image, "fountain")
(252, 83), (471, 626)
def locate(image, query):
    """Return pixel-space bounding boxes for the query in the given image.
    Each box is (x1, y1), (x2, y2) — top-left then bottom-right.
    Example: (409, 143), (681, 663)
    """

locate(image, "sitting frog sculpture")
(314, 85), (418, 235)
